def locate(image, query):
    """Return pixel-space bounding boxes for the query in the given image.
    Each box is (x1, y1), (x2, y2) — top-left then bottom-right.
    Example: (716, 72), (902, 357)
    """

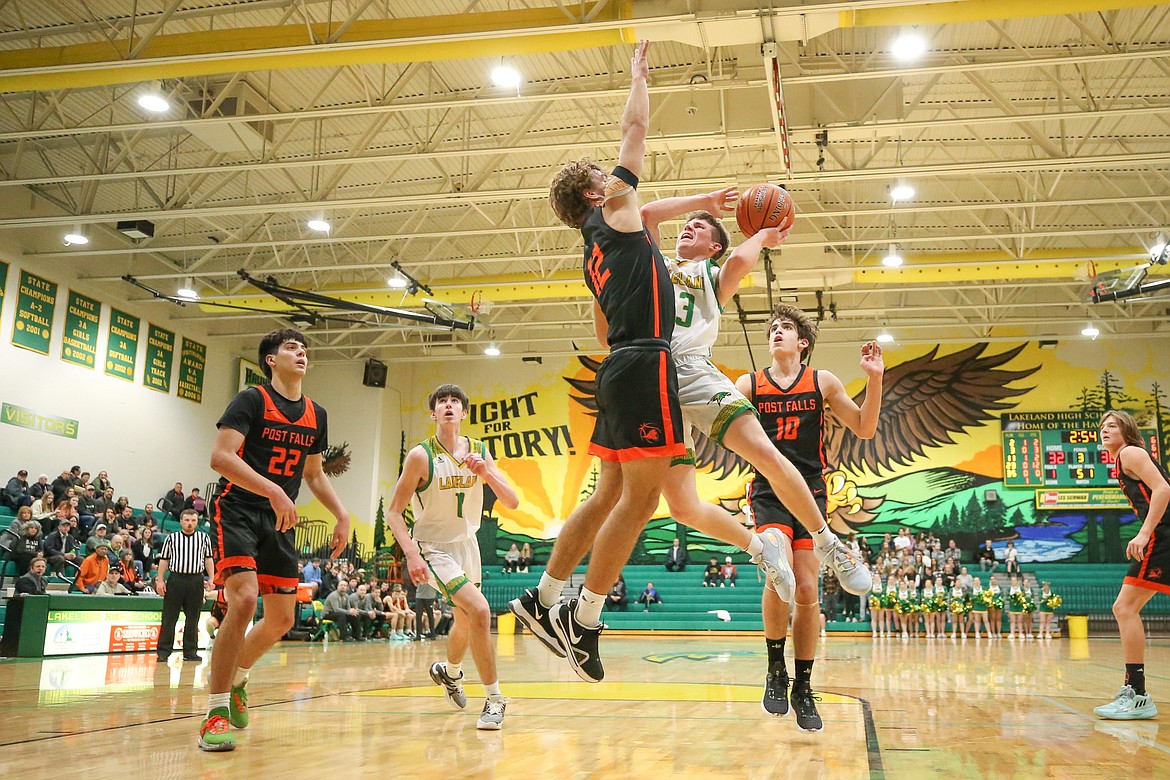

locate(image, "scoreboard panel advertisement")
(1002, 412), (1160, 489)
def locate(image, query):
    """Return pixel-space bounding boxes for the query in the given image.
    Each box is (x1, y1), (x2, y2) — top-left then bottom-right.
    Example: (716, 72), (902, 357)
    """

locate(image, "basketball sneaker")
(229, 683), (249, 729)
(790, 683), (824, 732)
(429, 661), (467, 710)
(197, 712), (236, 752)
(550, 600), (604, 683)
(753, 531), (795, 603)
(814, 536), (871, 596)
(509, 587), (567, 659)
(762, 665), (790, 716)
(1094, 686), (1136, 718)
(476, 697), (509, 730)
(1096, 686), (1157, 720)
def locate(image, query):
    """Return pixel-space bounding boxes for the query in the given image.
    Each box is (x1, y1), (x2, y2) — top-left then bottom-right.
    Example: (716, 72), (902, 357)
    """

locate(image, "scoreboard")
(1002, 413), (1160, 488)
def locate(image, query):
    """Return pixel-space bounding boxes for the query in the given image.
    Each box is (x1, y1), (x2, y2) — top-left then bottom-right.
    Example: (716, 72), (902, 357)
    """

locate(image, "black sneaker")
(762, 666), (790, 716)
(508, 587), (566, 659)
(790, 683), (824, 732)
(550, 599), (604, 683)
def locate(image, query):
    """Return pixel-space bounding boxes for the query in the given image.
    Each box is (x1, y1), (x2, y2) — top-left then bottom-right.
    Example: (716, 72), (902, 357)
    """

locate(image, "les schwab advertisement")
(43, 609), (211, 656)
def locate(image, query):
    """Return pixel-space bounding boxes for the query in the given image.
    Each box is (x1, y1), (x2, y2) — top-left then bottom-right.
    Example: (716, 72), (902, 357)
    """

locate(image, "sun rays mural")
(395, 341), (1168, 566)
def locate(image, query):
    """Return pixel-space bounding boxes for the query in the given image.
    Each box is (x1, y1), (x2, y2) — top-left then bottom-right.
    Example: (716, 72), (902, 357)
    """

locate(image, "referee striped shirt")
(159, 529), (213, 575)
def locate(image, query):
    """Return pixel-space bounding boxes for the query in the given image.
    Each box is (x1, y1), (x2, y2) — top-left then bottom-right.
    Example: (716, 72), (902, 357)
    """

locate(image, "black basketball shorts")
(1125, 522), (1170, 595)
(588, 339), (685, 462)
(210, 493), (299, 593)
(749, 477), (826, 552)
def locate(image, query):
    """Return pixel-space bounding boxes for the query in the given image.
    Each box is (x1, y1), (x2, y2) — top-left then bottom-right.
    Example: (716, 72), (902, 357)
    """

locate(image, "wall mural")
(392, 341), (1168, 567)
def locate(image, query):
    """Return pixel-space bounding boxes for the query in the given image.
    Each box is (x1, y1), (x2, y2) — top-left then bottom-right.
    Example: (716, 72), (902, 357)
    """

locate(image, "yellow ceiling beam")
(853, 248), (1163, 284)
(0, 3), (633, 93)
(840, 0), (1166, 28)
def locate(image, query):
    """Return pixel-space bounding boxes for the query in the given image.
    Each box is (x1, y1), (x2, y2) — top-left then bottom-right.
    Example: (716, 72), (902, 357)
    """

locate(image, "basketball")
(735, 183), (795, 237)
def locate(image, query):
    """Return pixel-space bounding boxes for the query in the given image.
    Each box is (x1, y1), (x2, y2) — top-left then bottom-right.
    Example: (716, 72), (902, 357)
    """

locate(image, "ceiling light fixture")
(136, 84), (170, 113)
(484, 344), (501, 357)
(176, 277), (198, 300)
(890, 183), (916, 201)
(876, 331), (895, 344)
(491, 64), (522, 91)
(63, 232), (89, 246)
(891, 32), (927, 61)
(387, 273), (409, 289)
(1082, 324), (1100, 340)
(306, 219), (330, 233)
(882, 244), (904, 268)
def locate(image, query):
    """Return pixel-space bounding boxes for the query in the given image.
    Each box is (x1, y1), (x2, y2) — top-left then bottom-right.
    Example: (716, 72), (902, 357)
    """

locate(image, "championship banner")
(143, 323), (175, 393)
(104, 308), (140, 381)
(177, 337), (207, 403)
(60, 290), (101, 369)
(12, 269), (57, 355)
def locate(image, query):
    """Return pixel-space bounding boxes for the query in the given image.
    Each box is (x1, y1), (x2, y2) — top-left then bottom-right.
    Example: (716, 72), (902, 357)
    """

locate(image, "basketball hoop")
(470, 290), (482, 315)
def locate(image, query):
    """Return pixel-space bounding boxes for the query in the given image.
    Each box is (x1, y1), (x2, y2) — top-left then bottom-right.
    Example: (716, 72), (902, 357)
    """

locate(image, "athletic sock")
(232, 666), (250, 688)
(484, 681), (503, 700)
(537, 573), (567, 608)
(766, 637), (787, 674)
(794, 658), (814, 689)
(445, 662), (463, 680)
(746, 534), (764, 557)
(811, 524), (836, 549)
(1126, 663), (1146, 695)
(575, 587), (606, 627)
(207, 692), (229, 718)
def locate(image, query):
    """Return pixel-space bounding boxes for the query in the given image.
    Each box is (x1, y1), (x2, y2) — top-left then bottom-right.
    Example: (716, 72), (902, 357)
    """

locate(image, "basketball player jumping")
(201, 329), (350, 752)
(735, 306), (883, 731)
(385, 384), (519, 729)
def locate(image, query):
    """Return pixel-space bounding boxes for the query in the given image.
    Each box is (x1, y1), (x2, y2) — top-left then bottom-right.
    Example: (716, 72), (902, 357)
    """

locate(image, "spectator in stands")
(29, 473), (50, 502)
(665, 537), (689, 572)
(956, 565), (974, 591)
(318, 563), (338, 600)
(389, 583), (415, 639)
(95, 565), (132, 596)
(93, 487), (115, 517)
(118, 505), (139, 535)
(44, 518), (80, 576)
(162, 482), (184, 520)
(2, 469), (33, 510)
(702, 556), (723, 587)
(518, 542), (535, 573)
(413, 580), (439, 639)
(132, 527), (155, 578)
(502, 543), (521, 573)
(50, 469), (73, 504)
(351, 582), (386, 639)
(6, 504), (34, 537)
(720, 556), (738, 587)
(938, 559), (957, 589)
(184, 487), (208, 519)
(99, 507), (117, 531)
(87, 524), (112, 555)
(324, 580), (360, 641)
(93, 471), (112, 493)
(893, 527), (912, 554)
(1004, 540), (1020, 574)
(119, 550), (146, 593)
(76, 542), (111, 593)
(637, 582), (662, 611)
(77, 485), (99, 530)
(821, 566), (841, 625)
(945, 539), (962, 564)
(979, 539), (998, 572)
(301, 559), (322, 598)
(139, 502), (158, 522)
(113, 495), (130, 516)
(857, 535), (874, 564)
(605, 575), (628, 612)
(7, 521), (44, 575)
(15, 556), (48, 596)
(32, 492), (56, 530)
(108, 533), (128, 565)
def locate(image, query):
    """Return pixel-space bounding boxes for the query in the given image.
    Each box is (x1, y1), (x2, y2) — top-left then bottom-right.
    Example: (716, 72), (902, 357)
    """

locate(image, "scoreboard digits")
(1002, 420), (1159, 488)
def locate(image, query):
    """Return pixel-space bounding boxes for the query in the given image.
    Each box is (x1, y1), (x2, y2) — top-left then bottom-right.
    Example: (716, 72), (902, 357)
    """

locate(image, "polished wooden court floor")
(1, 632), (1168, 778)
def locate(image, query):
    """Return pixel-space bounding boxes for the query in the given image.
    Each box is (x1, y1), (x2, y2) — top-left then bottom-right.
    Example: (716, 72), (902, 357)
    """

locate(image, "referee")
(156, 508), (215, 662)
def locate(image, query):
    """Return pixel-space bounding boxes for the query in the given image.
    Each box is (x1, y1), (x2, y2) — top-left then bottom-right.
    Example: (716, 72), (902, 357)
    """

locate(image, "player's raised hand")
(631, 39), (649, 80)
(704, 186), (738, 217)
(270, 490), (298, 532)
(860, 341), (884, 377)
(757, 226), (791, 249)
(329, 513), (350, 559)
(465, 452), (488, 477)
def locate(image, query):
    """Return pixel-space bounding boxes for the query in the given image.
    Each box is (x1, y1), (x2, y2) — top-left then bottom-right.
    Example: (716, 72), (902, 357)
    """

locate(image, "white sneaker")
(753, 530), (795, 603)
(476, 697), (508, 730)
(814, 536), (871, 595)
(1095, 686), (1138, 718)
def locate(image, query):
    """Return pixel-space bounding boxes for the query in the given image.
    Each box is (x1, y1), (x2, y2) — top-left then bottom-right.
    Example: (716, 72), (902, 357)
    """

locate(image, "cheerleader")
(986, 574), (1004, 638)
(869, 572), (886, 638)
(1037, 581), (1061, 639)
(949, 581), (970, 639)
(1021, 583), (1037, 639)
(969, 577), (991, 639)
(895, 579), (917, 638)
(920, 578), (938, 638)
(1007, 574), (1025, 639)
(881, 573), (899, 636)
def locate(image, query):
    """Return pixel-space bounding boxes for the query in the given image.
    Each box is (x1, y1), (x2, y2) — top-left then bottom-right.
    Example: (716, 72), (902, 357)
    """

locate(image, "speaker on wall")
(363, 358), (387, 388)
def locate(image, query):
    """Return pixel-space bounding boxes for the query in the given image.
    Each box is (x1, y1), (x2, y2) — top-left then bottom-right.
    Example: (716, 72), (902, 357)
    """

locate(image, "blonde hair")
(1100, 409), (1144, 448)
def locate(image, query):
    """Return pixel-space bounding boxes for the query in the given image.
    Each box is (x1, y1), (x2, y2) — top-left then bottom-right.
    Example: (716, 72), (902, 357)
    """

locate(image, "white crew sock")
(746, 534), (764, 557)
(575, 587), (606, 627)
(207, 692), (229, 717)
(232, 666), (250, 688)
(812, 524), (837, 549)
(445, 662), (463, 679)
(484, 681), (503, 700)
(537, 573), (567, 608)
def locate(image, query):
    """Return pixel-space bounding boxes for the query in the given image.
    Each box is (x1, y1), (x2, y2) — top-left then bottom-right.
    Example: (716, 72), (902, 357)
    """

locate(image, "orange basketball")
(735, 183), (795, 237)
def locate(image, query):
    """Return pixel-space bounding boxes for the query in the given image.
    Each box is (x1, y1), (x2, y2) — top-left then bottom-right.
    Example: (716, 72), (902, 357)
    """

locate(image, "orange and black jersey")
(581, 205), (675, 348)
(1117, 448), (1170, 525)
(748, 366), (827, 484)
(216, 384), (328, 507)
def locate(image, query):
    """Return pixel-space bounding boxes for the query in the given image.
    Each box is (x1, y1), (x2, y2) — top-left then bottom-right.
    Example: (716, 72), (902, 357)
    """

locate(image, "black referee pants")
(158, 573), (204, 657)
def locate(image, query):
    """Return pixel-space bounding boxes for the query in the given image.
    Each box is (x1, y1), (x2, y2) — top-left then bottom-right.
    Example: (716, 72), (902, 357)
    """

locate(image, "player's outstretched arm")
(604, 40), (650, 234)
(303, 453), (351, 559)
(716, 226), (790, 308)
(210, 426), (297, 531)
(820, 342), (884, 438)
(466, 449), (519, 510)
(640, 187), (737, 246)
(385, 446), (431, 585)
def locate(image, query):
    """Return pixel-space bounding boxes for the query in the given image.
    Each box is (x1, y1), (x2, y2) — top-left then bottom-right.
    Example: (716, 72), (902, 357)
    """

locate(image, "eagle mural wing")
(564, 354), (603, 417)
(828, 343), (1040, 475)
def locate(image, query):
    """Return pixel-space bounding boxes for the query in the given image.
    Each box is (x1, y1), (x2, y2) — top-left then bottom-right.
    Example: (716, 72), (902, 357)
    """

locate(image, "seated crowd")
(303, 558), (452, 642)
